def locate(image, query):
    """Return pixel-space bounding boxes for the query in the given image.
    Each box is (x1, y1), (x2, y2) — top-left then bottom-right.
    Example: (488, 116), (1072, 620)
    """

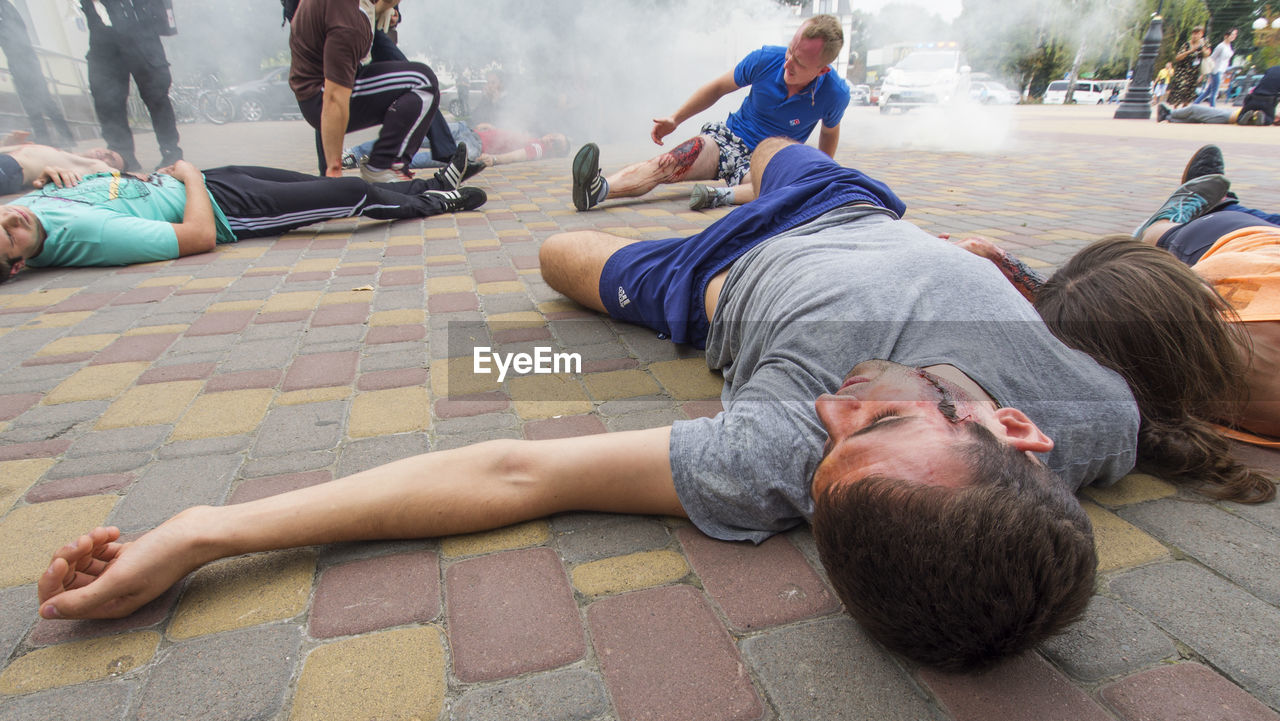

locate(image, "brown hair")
(1034, 236), (1274, 503)
(812, 424), (1097, 671)
(802, 15), (845, 65)
(0, 256), (13, 285)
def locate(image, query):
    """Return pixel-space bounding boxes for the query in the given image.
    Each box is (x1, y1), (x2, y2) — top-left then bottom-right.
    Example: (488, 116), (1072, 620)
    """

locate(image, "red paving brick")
(281, 351), (358, 390)
(49, 292), (118, 312)
(445, 547), (585, 682)
(25, 473), (134, 503)
(91, 333), (179, 365)
(588, 585), (762, 721)
(203, 369), (281, 392)
(110, 286), (173, 305)
(137, 362), (217, 385)
(433, 392), (509, 418)
(186, 310), (255, 336)
(309, 551), (441, 638)
(919, 653), (1114, 721)
(310, 303), (369, 327)
(0, 392), (42, 421)
(254, 310), (311, 324)
(523, 414), (607, 441)
(355, 368), (428, 391)
(386, 244), (424, 257)
(0, 438), (72, 461)
(677, 529), (838, 631)
(427, 292), (479, 313)
(365, 324), (425, 345)
(681, 399), (724, 419)
(228, 470), (332, 504)
(510, 255), (540, 270)
(472, 267), (517, 283)
(286, 271), (332, 283)
(1099, 663), (1280, 721)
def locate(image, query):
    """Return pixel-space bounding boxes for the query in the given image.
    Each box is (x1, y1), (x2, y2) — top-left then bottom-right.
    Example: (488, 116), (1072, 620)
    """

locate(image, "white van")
(1043, 80), (1109, 104)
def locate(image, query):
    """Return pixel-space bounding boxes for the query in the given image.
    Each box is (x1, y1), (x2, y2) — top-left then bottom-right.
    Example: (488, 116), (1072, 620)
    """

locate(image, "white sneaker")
(360, 159), (412, 183)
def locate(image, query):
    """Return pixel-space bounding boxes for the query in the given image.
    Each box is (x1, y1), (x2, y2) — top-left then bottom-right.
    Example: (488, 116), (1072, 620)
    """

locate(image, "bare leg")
(1139, 220), (1176, 245)
(726, 181), (756, 205)
(604, 135), (720, 199)
(748, 136), (800, 193)
(539, 230), (641, 312)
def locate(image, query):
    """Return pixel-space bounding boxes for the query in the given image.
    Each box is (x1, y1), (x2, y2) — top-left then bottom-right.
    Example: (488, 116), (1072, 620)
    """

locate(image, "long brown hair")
(1034, 236), (1274, 503)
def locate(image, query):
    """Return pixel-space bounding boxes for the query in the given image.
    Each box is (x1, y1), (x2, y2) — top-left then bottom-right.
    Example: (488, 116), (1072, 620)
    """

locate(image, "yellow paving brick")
(635, 225), (670, 233)
(206, 299), (264, 313)
(136, 275), (191, 287)
(0, 495), (117, 587)
(276, 386), (351, 405)
(247, 266), (292, 274)
(36, 333), (118, 356)
(426, 253), (467, 265)
(0, 292), (21, 308)
(649, 358), (724, 400)
(524, 221), (558, 230)
(23, 311), (93, 329)
(487, 310), (542, 330)
(496, 228), (529, 237)
(290, 627), (445, 721)
(172, 389), (274, 440)
(508, 203), (539, 212)
(571, 550), (690, 596)
(183, 276), (236, 290)
(96, 380), (203, 429)
(477, 281), (525, 295)
(636, 208), (675, 217)
(3, 288), (79, 309)
(537, 299), (583, 314)
(1083, 502), (1169, 572)
(346, 241), (383, 251)
(0, 458), (55, 514)
(0, 631), (160, 695)
(387, 235), (423, 246)
(583, 369), (661, 401)
(320, 290), (372, 306)
(369, 309), (425, 326)
(44, 362), (149, 404)
(214, 244), (266, 259)
(262, 291), (323, 313)
(1083, 473), (1177, 507)
(423, 227), (459, 239)
(426, 275), (475, 294)
(167, 550), (316, 639)
(297, 258), (340, 272)
(462, 238), (501, 250)
(546, 209), (576, 217)
(124, 324), (189, 336)
(429, 356), (503, 397)
(348, 387), (430, 437)
(509, 374), (592, 419)
(441, 520), (550, 558)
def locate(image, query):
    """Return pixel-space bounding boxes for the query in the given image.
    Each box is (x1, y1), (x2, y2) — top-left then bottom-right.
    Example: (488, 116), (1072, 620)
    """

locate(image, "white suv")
(878, 51), (972, 114)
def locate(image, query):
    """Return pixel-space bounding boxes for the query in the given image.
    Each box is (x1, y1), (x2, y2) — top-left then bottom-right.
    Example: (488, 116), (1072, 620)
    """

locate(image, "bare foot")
(37, 509), (212, 620)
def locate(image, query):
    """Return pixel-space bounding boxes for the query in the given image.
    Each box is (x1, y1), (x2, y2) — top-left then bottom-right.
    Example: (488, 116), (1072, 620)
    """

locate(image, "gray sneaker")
(360, 159), (412, 183)
(1181, 144), (1223, 183)
(1133, 174), (1229, 239)
(689, 184), (730, 211)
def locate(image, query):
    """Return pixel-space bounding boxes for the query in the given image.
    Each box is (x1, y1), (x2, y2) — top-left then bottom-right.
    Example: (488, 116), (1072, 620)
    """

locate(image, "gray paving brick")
(0, 680), (133, 721)
(551, 513), (672, 564)
(742, 616), (941, 721)
(240, 320), (306, 341)
(250, 401), (346, 457)
(432, 428), (521, 450)
(47, 446), (148, 478)
(1039, 595), (1177, 682)
(0, 421), (86, 444)
(64, 425), (170, 458)
(452, 668), (611, 721)
(240, 450), (336, 479)
(218, 338), (298, 372)
(373, 288), (425, 311)
(107, 455), (240, 531)
(134, 624), (301, 721)
(433, 412), (519, 436)
(1222, 498), (1280, 537)
(549, 319), (618, 347)
(299, 324), (366, 349)
(1110, 561), (1280, 709)
(1120, 499), (1280, 605)
(603, 408), (685, 432)
(336, 433), (430, 477)
(165, 334), (237, 359)
(3, 363), (83, 391)
(156, 435), (251, 459)
(0, 585), (36, 662)
(11, 400), (109, 432)
(359, 349), (427, 373)
(480, 294), (536, 315)
(72, 307), (146, 333)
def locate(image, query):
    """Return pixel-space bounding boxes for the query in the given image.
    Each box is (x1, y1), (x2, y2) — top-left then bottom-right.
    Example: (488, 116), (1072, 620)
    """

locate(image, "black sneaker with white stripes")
(419, 187), (487, 214)
(432, 143), (469, 190)
(572, 142), (607, 211)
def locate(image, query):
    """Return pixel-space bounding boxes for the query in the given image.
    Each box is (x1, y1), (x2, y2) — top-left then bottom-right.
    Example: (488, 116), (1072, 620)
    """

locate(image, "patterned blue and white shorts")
(699, 122), (753, 187)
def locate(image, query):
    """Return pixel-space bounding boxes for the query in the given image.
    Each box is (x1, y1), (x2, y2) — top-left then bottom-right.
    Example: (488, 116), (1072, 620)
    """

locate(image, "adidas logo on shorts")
(617, 286), (631, 308)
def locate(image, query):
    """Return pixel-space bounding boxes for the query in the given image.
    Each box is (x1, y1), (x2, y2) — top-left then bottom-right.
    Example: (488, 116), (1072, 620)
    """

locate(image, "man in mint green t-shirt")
(0, 156), (485, 282)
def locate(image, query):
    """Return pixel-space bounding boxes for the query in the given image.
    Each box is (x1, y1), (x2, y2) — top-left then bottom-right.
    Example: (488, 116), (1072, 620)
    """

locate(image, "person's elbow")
(174, 224), (217, 257)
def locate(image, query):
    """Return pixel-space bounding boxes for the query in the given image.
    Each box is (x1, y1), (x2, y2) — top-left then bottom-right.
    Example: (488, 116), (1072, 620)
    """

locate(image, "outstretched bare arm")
(951, 235), (1046, 302)
(39, 428), (680, 619)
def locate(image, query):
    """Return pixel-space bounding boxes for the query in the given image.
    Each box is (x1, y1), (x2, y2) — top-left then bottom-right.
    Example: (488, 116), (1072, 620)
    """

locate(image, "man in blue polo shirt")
(571, 14), (850, 212)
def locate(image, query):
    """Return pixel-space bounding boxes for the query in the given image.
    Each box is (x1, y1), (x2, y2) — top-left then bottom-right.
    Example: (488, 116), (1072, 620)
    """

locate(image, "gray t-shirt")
(669, 208), (1139, 543)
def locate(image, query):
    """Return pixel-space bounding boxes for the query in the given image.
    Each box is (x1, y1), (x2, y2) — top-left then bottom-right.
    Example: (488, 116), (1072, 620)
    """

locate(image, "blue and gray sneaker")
(571, 142), (608, 211)
(1132, 174), (1229, 240)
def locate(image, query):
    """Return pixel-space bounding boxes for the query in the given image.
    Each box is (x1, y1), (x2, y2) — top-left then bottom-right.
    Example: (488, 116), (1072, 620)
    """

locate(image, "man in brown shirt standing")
(288, 0), (447, 183)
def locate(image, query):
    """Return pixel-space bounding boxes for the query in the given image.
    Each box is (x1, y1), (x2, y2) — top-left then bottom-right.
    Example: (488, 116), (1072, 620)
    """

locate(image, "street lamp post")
(1116, 12), (1163, 118)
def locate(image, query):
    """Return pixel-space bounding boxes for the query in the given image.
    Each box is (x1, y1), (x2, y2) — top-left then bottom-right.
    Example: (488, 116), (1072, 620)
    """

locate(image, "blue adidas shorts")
(597, 143), (905, 348)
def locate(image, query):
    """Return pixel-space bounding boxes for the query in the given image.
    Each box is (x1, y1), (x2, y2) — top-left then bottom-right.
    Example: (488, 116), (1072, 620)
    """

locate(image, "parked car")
(1042, 80), (1124, 105)
(969, 80), (1019, 104)
(1229, 72), (1262, 105)
(849, 84), (871, 105)
(878, 50), (971, 114)
(226, 67), (299, 122)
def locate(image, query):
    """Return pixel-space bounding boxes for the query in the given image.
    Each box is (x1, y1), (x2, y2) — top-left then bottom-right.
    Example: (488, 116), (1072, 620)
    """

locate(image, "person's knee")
(749, 137), (799, 192)
(538, 232), (583, 289)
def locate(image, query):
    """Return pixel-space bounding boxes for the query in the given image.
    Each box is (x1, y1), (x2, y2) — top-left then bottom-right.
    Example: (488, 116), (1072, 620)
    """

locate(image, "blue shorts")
(598, 143), (906, 348)
(0, 154), (22, 196)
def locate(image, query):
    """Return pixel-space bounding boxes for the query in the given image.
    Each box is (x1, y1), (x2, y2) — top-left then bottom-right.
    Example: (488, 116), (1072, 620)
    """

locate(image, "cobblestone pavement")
(1, 105), (1278, 721)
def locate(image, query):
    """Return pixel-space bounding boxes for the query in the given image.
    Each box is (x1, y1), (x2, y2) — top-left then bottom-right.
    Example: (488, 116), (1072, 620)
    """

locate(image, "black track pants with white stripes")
(203, 166), (453, 240)
(298, 60), (440, 175)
